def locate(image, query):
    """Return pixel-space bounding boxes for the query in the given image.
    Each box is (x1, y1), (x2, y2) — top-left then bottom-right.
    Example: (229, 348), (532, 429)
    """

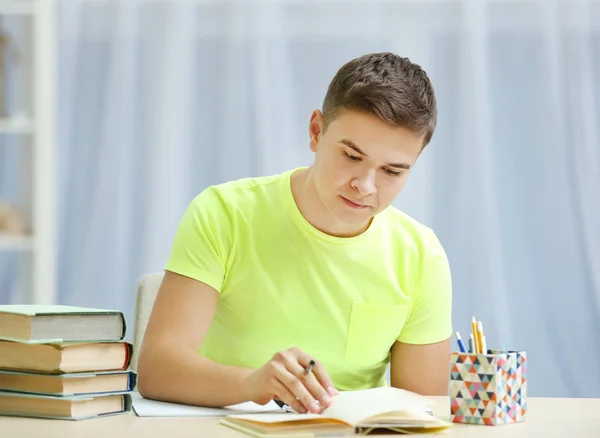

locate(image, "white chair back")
(130, 273), (164, 371)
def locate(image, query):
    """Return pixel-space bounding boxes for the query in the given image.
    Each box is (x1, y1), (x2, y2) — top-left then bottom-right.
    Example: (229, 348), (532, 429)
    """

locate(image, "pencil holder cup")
(449, 350), (527, 426)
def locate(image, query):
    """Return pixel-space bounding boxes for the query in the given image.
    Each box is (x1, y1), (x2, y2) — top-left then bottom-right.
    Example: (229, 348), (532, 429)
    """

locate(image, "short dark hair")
(322, 52), (437, 147)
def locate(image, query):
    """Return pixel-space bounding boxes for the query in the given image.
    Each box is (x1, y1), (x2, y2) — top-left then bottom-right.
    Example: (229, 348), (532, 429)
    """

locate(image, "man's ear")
(309, 110), (324, 153)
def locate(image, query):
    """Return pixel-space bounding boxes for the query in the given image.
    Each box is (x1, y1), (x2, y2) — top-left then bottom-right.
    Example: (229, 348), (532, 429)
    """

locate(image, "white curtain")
(1, 0), (599, 398)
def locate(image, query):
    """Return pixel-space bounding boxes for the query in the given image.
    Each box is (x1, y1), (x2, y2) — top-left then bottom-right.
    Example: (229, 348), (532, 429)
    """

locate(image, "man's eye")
(343, 151), (361, 161)
(384, 168), (401, 177)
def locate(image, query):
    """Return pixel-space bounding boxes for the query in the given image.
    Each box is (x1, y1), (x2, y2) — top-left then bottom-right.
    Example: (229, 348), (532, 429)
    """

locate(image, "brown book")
(0, 305), (126, 343)
(0, 370), (136, 396)
(0, 391), (132, 420)
(0, 340), (132, 374)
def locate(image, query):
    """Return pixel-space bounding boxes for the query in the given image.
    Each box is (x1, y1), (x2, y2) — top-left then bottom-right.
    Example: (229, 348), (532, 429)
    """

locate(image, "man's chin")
(331, 209), (375, 231)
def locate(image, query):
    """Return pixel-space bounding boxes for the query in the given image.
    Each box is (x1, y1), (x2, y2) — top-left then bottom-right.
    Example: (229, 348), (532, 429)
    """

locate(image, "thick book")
(0, 305), (126, 343)
(220, 387), (451, 436)
(0, 340), (132, 373)
(0, 390), (132, 420)
(0, 370), (137, 396)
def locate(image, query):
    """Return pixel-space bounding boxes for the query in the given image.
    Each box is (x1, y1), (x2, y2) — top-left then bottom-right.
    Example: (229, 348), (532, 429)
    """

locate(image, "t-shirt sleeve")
(397, 228), (453, 344)
(163, 187), (232, 293)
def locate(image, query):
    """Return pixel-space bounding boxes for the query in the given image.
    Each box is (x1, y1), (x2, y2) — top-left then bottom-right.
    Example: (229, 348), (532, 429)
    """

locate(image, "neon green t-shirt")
(164, 168), (452, 390)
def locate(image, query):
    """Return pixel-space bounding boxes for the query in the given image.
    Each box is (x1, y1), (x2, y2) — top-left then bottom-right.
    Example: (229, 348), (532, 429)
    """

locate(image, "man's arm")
(137, 271), (337, 412)
(390, 338), (451, 396)
(136, 270), (255, 407)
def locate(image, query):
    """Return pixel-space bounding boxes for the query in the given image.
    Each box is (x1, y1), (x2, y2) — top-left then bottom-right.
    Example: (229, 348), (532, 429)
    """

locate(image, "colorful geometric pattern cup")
(449, 350), (527, 425)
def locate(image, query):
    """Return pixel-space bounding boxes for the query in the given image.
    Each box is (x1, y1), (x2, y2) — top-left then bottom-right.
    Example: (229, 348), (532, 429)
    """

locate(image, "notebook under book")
(0, 305), (126, 343)
(220, 387), (451, 436)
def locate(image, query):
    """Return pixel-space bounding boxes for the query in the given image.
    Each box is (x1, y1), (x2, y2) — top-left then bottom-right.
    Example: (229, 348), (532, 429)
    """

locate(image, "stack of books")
(0, 304), (136, 420)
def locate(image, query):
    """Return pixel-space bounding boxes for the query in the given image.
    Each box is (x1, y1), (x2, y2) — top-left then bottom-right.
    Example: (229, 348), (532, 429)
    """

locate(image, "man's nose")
(352, 171), (376, 195)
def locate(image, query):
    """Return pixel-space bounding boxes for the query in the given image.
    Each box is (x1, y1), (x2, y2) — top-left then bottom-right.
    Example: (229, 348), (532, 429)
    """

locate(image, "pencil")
(477, 321), (485, 354)
(471, 317), (480, 354)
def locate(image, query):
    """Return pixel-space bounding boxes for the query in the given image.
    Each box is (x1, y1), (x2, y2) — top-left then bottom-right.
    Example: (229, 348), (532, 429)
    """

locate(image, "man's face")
(309, 109), (424, 231)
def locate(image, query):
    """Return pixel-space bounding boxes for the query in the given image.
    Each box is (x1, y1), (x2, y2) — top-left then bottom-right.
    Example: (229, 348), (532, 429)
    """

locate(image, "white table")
(1, 396), (599, 437)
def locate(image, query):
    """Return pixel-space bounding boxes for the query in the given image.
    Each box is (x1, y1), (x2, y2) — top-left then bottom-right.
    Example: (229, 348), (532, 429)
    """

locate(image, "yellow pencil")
(477, 321), (486, 354)
(471, 317), (480, 354)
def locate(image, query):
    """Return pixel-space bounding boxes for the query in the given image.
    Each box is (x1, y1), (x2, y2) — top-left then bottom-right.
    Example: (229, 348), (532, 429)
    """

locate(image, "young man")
(137, 52), (452, 415)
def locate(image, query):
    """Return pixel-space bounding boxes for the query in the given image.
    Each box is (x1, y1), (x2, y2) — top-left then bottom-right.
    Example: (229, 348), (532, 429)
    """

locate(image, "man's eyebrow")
(339, 138), (411, 170)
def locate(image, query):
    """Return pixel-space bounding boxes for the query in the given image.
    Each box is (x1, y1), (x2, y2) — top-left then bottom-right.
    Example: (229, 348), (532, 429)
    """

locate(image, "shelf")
(0, 1), (36, 16)
(1, 0), (56, 304)
(0, 233), (34, 251)
(0, 117), (34, 134)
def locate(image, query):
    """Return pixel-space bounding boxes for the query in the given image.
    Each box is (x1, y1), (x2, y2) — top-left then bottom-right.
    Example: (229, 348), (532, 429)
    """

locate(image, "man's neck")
(290, 167), (370, 238)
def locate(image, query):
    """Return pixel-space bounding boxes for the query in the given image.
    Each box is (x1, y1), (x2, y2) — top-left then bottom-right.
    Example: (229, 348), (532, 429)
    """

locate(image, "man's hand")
(243, 347), (339, 413)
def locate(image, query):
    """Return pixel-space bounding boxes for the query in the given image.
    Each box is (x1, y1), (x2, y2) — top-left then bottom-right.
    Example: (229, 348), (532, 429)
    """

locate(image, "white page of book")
(131, 391), (283, 417)
(322, 387), (432, 425)
(229, 387), (433, 426)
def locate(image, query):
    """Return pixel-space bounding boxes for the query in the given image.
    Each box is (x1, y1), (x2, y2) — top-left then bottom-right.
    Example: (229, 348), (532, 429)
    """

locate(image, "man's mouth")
(341, 196), (369, 209)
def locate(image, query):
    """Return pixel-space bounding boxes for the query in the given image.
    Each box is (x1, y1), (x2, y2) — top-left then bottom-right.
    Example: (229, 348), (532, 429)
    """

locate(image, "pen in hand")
(273, 399), (289, 409)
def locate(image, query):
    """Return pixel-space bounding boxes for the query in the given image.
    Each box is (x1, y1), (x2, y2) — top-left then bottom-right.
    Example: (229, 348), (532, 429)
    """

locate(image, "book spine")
(128, 371), (138, 391)
(122, 343), (132, 370)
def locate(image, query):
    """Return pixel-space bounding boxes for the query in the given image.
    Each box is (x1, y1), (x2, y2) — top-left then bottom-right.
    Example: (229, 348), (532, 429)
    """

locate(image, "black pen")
(274, 399), (287, 409)
(274, 360), (316, 409)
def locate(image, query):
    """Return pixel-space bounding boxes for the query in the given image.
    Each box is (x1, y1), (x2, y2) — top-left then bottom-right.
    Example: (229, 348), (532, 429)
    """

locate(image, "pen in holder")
(449, 350), (527, 426)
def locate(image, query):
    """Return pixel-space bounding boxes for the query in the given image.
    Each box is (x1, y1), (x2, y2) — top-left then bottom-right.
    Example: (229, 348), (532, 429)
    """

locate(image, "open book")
(220, 387), (451, 436)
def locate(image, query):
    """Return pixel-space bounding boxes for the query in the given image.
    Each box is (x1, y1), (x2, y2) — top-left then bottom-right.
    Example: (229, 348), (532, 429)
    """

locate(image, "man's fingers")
(309, 360), (339, 396)
(284, 358), (333, 407)
(277, 368), (322, 414)
(273, 380), (306, 414)
(274, 347), (338, 411)
(290, 349), (339, 398)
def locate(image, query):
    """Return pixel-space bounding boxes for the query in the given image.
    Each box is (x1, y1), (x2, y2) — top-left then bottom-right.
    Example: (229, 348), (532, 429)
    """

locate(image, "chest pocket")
(344, 302), (410, 367)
